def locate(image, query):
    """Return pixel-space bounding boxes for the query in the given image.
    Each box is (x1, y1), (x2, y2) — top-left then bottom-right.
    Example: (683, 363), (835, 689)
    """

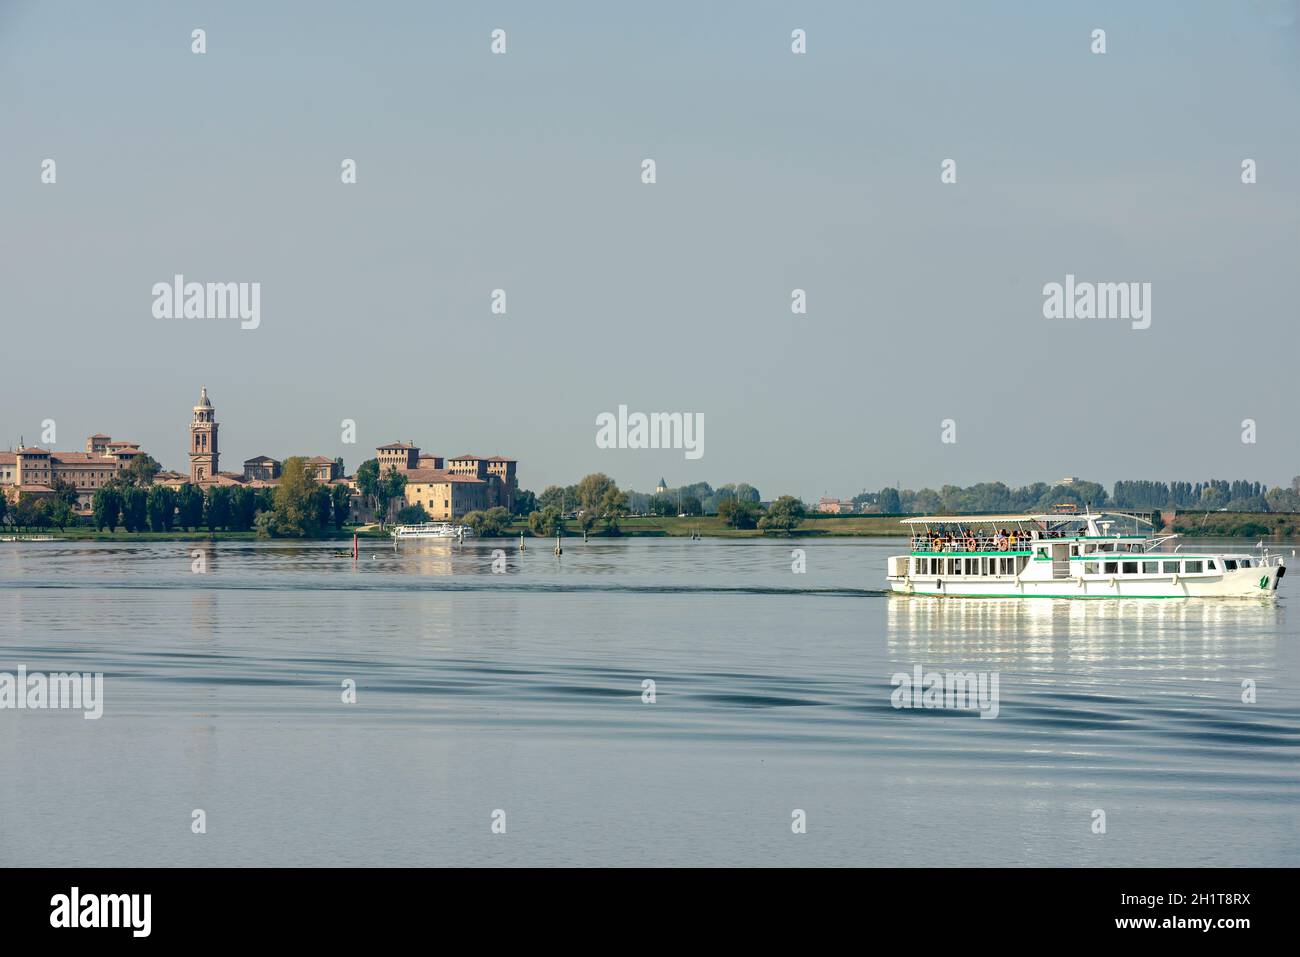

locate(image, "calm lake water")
(1, 536), (1296, 867)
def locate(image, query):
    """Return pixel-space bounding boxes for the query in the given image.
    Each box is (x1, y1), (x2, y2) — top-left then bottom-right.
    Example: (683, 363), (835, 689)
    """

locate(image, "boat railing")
(910, 535), (1032, 553)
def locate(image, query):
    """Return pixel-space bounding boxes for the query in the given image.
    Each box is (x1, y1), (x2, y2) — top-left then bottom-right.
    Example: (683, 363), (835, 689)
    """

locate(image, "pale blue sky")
(2, 1), (1297, 498)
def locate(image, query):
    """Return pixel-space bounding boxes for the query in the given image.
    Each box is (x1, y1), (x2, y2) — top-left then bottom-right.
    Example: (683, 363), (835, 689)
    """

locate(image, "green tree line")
(854, 476), (1300, 515)
(1, 456), (353, 536)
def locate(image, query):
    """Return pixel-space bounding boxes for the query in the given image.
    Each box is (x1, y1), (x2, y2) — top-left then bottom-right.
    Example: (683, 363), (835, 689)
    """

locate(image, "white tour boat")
(390, 522), (473, 542)
(886, 509), (1286, 598)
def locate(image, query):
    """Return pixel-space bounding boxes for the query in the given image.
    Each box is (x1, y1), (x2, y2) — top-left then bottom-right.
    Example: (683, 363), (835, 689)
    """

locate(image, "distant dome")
(196, 386), (212, 408)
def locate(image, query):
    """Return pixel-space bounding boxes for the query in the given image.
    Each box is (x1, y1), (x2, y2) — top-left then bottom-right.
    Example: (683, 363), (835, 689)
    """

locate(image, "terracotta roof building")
(0, 438), (149, 512)
(371, 445), (519, 518)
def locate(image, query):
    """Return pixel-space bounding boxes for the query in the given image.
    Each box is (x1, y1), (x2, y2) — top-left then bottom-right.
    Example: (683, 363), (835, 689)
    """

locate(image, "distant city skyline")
(3, 379), (1293, 501)
(3, 2), (1298, 498)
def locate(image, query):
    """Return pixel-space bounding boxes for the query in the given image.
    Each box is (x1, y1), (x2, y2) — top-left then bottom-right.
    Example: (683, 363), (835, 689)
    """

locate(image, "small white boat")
(886, 509), (1286, 598)
(390, 522), (473, 542)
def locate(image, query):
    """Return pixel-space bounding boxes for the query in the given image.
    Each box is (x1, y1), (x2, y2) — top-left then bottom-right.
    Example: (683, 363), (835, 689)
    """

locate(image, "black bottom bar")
(3, 867), (1286, 943)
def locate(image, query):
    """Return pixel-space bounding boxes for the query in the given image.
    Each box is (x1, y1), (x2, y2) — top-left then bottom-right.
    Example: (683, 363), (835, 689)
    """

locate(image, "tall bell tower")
(189, 385), (219, 483)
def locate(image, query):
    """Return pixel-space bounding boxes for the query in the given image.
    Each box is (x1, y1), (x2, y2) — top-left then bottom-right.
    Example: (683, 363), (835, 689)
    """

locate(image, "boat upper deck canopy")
(899, 511), (1154, 527)
(901, 514), (1060, 525)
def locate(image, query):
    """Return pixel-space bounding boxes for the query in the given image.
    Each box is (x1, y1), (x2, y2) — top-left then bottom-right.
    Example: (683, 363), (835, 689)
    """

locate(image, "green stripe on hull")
(896, 592), (1221, 599)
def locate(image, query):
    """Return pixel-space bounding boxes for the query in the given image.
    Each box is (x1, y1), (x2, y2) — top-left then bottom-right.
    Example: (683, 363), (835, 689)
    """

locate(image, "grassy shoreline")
(2, 528), (364, 543)
(505, 515), (916, 538)
(2, 516), (907, 542)
(7, 512), (1297, 542)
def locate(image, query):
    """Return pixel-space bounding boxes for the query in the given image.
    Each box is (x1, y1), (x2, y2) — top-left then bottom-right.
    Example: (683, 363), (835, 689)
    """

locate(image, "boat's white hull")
(889, 564), (1284, 598)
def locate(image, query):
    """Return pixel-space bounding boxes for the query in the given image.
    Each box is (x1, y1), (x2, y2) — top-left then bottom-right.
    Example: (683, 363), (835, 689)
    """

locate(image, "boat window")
(1240, 559), (1252, 569)
(1142, 561), (1158, 574)
(1070, 545), (1079, 557)
(1084, 562), (1099, 574)
(1122, 561), (1138, 574)
(965, 558), (978, 575)
(951, 559), (962, 575)
(1162, 561), (1179, 574)
(1204, 560), (1216, 571)
(1104, 562), (1119, 574)
(1185, 561), (1203, 573)
(1223, 560), (1237, 571)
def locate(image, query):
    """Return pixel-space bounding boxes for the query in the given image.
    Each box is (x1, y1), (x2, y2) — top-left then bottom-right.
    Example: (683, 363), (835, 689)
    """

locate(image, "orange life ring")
(965, 537), (977, 551)
(997, 537), (1009, 551)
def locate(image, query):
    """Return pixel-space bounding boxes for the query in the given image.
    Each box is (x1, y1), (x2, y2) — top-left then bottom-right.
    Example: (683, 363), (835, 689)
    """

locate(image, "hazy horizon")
(3, 1), (1298, 499)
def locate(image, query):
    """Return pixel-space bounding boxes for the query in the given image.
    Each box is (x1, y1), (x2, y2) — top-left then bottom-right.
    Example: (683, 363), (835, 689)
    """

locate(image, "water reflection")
(190, 590), (217, 640)
(885, 596), (1287, 673)
(0, 537), (1295, 867)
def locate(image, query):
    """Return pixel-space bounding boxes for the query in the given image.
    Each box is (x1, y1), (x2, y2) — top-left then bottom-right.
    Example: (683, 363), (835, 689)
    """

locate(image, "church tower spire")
(188, 385), (219, 483)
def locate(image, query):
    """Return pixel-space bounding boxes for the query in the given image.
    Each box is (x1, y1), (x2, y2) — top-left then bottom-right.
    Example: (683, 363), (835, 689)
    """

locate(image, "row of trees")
(534, 480), (761, 519)
(1111, 479), (1288, 512)
(0, 454), (356, 536)
(529, 473), (631, 536)
(630, 482), (760, 516)
(0, 481), (80, 530)
(82, 457), (352, 536)
(522, 475), (805, 536)
(717, 495), (807, 533)
(854, 477), (1300, 515)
